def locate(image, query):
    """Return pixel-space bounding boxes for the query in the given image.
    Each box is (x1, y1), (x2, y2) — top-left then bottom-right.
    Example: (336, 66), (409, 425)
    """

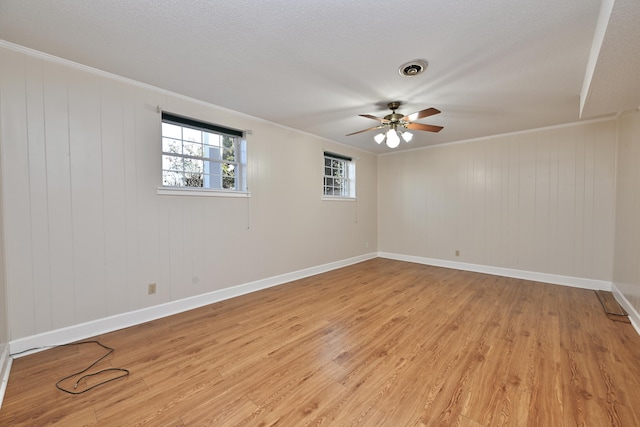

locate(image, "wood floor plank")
(1, 258), (640, 426)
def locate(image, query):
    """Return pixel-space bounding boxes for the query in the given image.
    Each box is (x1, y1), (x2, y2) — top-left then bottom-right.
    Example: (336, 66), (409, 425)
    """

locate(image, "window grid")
(161, 120), (241, 190)
(323, 153), (355, 198)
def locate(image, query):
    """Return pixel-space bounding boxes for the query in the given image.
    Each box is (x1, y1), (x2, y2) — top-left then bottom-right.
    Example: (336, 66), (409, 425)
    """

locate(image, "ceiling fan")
(346, 101), (443, 148)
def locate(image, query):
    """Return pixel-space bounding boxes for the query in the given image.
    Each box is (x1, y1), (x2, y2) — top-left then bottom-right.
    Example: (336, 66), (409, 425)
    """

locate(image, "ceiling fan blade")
(405, 123), (444, 133)
(345, 125), (386, 136)
(360, 114), (390, 123)
(403, 107), (441, 122)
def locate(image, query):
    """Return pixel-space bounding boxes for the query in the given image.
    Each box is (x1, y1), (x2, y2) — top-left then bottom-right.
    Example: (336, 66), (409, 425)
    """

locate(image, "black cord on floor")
(10, 340), (130, 395)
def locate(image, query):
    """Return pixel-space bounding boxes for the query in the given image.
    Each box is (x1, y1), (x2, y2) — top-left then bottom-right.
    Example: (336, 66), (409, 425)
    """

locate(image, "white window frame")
(323, 151), (356, 200)
(159, 112), (248, 198)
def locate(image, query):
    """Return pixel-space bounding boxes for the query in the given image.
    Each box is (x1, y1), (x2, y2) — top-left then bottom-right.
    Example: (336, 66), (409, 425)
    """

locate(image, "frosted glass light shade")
(386, 130), (400, 148)
(402, 132), (413, 142)
(374, 133), (385, 144)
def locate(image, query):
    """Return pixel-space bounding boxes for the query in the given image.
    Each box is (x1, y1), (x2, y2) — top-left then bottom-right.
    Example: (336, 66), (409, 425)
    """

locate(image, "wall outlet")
(455, 250), (460, 257)
(148, 283), (157, 294)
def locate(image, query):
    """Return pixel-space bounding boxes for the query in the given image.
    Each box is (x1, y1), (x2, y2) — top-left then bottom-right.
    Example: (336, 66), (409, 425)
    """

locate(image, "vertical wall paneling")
(100, 79), (129, 317)
(68, 69), (107, 324)
(593, 124), (615, 279)
(572, 127), (587, 277)
(505, 136), (520, 269)
(168, 202), (186, 302)
(517, 135), (536, 272)
(42, 60), (76, 330)
(135, 91), (162, 309)
(378, 120), (617, 283)
(582, 125), (596, 279)
(547, 133), (560, 275)
(1, 50), (35, 339)
(156, 197), (170, 301)
(25, 56), (52, 332)
(613, 110), (640, 318)
(534, 135), (550, 273)
(122, 88), (140, 313)
(483, 140), (501, 268)
(189, 199), (206, 296)
(555, 129), (578, 277)
(0, 55), (11, 345)
(0, 45), (378, 341)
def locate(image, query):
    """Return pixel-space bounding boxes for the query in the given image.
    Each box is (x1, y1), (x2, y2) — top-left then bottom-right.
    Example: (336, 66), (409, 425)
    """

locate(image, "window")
(161, 112), (246, 191)
(323, 151), (356, 198)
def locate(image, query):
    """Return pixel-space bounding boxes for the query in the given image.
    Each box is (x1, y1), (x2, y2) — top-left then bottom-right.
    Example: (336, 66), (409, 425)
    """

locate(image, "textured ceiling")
(1, 0), (638, 153)
(580, 0), (640, 118)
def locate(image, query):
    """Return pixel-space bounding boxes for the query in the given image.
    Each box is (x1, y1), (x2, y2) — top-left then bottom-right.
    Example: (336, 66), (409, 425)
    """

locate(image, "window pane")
(222, 163), (235, 189)
(162, 137), (182, 154)
(183, 141), (203, 157)
(162, 123), (182, 139)
(223, 147), (235, 162)
(183, 158), (204, 173)
(163, 171), (182, 186)
(182, 127), (201, 143)
(163, 155), (183, 172)
(203, 145), (222, 161)
(204, 132), (221, 148)
(162, 116), (245, 191)
(323, 153), (355, 198)
(223, 177), (235, 189)
(184, 173), (203, 187)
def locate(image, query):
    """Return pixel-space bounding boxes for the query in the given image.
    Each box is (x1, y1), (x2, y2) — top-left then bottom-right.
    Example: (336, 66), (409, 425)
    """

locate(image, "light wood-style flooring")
(1, 258), (640, 426)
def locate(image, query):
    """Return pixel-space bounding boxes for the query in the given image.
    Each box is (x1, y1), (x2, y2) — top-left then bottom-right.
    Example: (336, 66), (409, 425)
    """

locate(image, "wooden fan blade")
(360, 114), (390, 123)
(405, 123), (443, 133)
(403, 107), (440, 122)
(346, 125), (385, 136)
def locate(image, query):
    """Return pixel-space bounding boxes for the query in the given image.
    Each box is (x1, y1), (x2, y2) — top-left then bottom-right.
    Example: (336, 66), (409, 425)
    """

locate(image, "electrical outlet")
(148, 283), (157, 295)
(455, 250), (460, 257)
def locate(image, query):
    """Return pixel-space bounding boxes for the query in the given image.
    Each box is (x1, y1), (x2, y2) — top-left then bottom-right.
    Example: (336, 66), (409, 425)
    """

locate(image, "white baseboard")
(378, 252), (612, 291)
(9, 253), (377, 357)
(0, 344), (12, 408)
(611, 283), (640, 336)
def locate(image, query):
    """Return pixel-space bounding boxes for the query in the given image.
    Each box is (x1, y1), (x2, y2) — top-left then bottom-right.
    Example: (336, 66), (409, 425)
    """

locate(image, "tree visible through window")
(161, 112), (245, 191)
(323, 151), (355, 198)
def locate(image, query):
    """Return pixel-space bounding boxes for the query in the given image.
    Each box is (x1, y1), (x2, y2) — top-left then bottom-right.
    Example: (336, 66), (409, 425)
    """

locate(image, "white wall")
(378, 120), (617, 282)
(613, 109), (640, 320)
(0, 45), (377, 341)
(0, 73), (8, 355)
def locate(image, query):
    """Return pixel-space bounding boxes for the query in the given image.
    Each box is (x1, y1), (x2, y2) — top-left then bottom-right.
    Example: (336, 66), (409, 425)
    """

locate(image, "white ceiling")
(1, 0), (639, 154)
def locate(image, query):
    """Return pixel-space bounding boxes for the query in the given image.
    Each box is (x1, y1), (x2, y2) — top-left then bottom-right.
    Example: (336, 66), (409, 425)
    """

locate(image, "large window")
(161, 112), (246, 191)
(323, 151), (356, 198)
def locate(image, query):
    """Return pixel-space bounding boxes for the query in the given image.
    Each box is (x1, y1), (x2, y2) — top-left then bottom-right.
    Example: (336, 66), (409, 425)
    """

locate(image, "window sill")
(157, 187), (251, 198)
(322, 196), (357, 202)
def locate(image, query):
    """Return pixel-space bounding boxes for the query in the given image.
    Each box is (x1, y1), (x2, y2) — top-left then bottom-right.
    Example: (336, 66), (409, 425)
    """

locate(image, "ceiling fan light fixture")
(386, 129), (401, 148)
(401, 131), (413, 142)
(347, 101), (442, 148)
(399, 59), (428, 77)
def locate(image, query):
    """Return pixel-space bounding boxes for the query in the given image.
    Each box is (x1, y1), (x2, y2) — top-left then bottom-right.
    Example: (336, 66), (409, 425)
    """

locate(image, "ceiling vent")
(399, 59), (428, 77)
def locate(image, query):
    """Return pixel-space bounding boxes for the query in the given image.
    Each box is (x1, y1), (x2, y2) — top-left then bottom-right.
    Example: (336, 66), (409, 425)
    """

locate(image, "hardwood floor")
(2, 258), (640, 426)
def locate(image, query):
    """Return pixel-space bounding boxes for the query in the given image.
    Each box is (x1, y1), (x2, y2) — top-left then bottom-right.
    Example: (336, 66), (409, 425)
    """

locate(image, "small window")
(161, 112), (246, 191)
(323, 151), (356, 198)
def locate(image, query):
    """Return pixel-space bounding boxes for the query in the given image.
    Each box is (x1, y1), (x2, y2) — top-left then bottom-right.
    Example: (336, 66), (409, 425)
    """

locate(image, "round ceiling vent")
(399, 59), (428, 77)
